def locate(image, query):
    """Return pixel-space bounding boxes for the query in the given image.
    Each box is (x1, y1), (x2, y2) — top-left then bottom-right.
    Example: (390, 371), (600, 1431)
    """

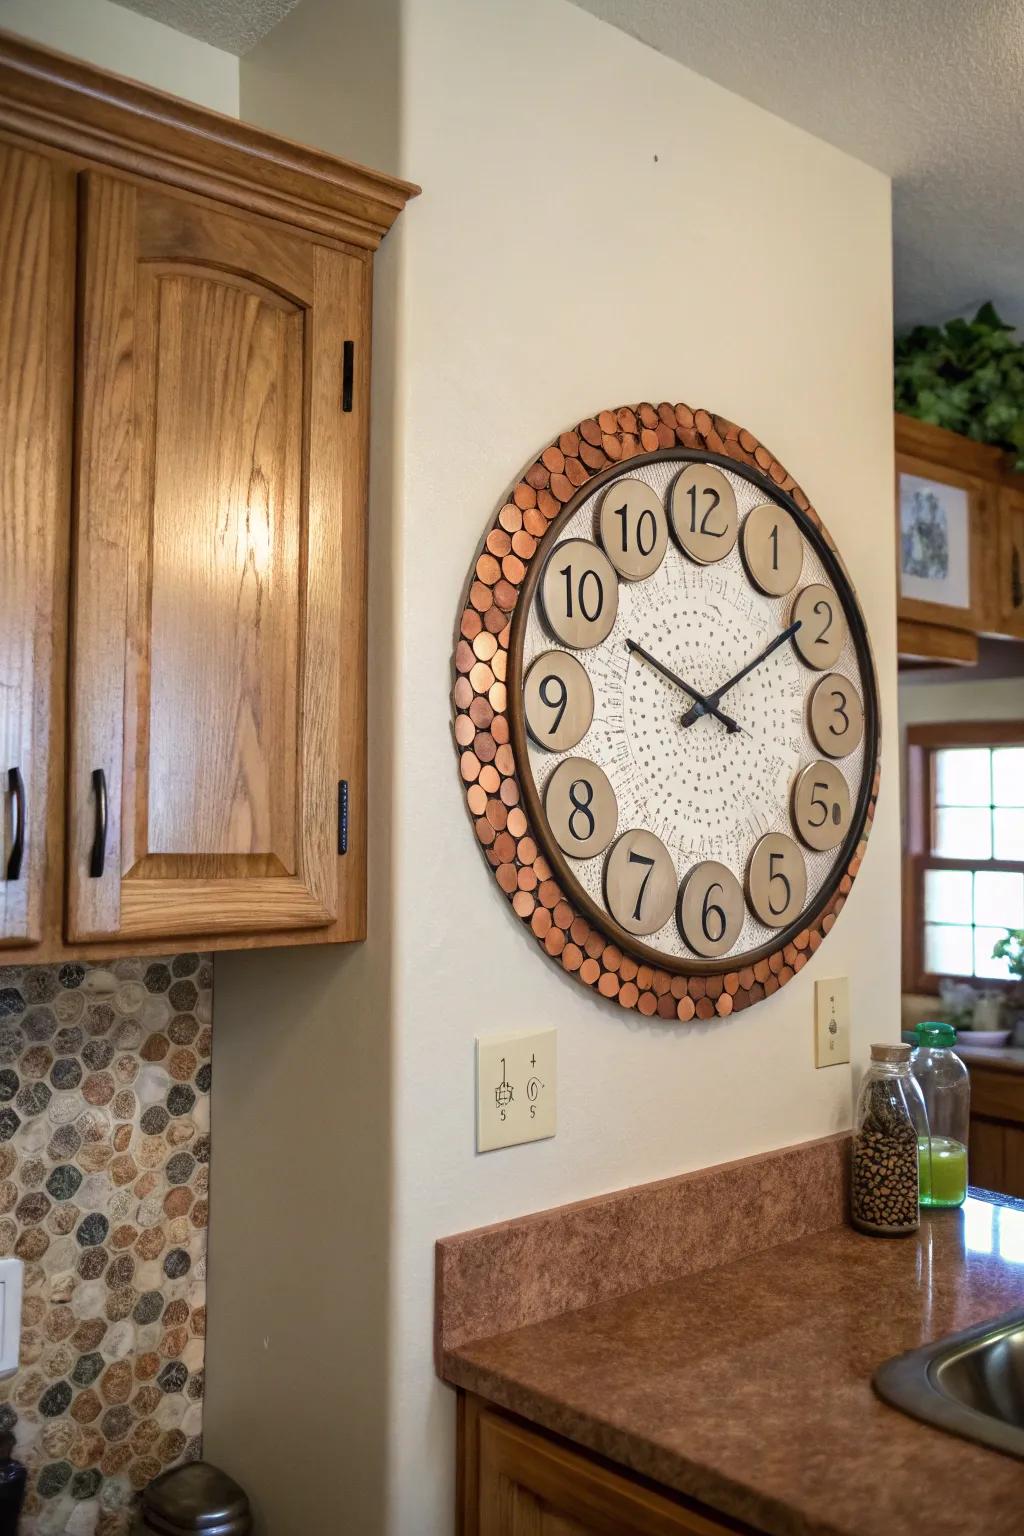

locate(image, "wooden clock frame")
(451, 401), (881, 1020)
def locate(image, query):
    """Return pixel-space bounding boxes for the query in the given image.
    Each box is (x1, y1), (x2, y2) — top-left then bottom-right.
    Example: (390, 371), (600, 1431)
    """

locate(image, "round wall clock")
(451, 402), (880, 1020)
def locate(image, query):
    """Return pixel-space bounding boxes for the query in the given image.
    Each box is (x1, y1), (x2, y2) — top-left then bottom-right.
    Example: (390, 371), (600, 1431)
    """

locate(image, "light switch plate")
(476, 1029), (556, 1152)
(815, 977), (850, 1067)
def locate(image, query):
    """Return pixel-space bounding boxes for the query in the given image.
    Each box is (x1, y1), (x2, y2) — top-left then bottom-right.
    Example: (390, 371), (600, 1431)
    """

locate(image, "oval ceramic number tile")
(746, 833), (807, 928)
(792, 760), (851, 851)
(597, 478), (668, 581)
(741, 503), (804, 596)
(603, 830), (677, 936)
(791, 583), (846, 670)
(540, 538), (618, 648)
(670, 464), (738, 564)
(677, 861), (745, 958)
(544, 757), (618, 860)
(808, 673), (864, 758)
(523, 651), (594, 752)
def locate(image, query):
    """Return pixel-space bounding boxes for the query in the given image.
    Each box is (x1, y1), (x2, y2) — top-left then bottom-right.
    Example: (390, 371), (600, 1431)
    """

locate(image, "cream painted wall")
(899, 672), (1024, 728)
(0, 0), (239, 114)
(243, 1), (897, 1530)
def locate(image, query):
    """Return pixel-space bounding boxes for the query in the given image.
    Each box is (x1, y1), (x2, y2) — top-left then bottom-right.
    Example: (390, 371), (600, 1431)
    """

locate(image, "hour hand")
(625, 640), (742, 734)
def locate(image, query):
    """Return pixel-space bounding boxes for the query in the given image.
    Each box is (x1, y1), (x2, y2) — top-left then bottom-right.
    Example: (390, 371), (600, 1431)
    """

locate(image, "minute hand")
(680, 621), (802, 728)
(625, 639), (742, 734)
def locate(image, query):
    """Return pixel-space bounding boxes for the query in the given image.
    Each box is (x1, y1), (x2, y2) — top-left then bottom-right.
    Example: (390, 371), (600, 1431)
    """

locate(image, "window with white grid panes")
(911, 735), (1024, 986)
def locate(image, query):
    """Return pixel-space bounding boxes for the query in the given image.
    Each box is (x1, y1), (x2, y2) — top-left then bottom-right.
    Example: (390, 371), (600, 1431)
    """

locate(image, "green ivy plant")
(894, 303), (1024, 469)
(992, 930), (1024, 981)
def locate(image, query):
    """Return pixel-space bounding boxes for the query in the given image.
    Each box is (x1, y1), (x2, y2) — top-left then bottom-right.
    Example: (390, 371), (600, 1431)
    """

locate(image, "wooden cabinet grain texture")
(995, 485), (1024, 640)
(0, 33), (415, 960)
(0, 141), (73, 946)
(67, 177), (360, 942)
(966, 1062), (1024, 1200)
(459, 1396), (755, 1536)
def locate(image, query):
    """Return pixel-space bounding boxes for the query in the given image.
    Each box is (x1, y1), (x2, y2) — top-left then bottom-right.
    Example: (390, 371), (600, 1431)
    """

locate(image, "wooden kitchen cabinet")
(895, 413), (1024, 661)
(67, 176), (359, 943)
(0, 33), (417, 961)
(894, 416), (998, 666)
(995, 485), (1024, 639)
(459, 1396), (754, 1536)
(0, 141), (73, 945)
(964, 1059), (1024, 1199)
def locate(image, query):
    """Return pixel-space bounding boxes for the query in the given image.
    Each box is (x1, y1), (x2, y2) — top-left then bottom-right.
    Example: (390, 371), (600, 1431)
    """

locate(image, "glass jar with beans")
(851, 1043), (930, 1237)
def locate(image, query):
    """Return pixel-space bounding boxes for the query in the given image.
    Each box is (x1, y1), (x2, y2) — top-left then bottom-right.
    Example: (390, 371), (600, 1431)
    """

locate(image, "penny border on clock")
(451, 401), (881, 1020)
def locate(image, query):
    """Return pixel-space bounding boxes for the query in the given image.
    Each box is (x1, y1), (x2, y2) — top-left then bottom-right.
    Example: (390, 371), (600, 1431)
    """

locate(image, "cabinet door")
(996, 486), (1024, 639)
(67, 174), (365, 942)
(468, 1400), (743, 1536)
(968, 1119), (1005, 1195)
(0, 144), (73, 946)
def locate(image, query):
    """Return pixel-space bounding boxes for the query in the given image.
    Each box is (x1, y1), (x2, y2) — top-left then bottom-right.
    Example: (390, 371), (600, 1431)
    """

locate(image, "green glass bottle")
(911, 1022), (970, 1208)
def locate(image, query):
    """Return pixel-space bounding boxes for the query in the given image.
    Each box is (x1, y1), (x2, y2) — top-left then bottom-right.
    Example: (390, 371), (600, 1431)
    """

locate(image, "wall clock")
(451, 402), (880, 1020)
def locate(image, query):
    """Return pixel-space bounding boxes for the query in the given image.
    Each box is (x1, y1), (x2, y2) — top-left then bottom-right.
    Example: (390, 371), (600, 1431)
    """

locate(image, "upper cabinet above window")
(0, 34), (418, 963)
(895, 413), (1024, 666)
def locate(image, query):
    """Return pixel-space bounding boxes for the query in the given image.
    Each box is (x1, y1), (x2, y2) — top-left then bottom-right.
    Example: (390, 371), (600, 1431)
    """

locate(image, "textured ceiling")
(115, 0), (302, 55)
(573, 0), (1024, 332)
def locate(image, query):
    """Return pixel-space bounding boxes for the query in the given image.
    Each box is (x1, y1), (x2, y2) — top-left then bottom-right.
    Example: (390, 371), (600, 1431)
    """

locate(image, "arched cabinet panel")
(67, 176), (356, 942)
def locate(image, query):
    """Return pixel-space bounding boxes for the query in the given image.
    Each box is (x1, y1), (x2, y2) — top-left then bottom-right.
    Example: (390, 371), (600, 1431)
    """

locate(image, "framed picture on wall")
(899, 473), (970, 609)
(894, 447), (990, 634)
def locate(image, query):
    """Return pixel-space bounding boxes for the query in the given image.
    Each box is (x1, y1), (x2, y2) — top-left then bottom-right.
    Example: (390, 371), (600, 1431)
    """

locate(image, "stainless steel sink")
(874, 1307), (1024, 1459)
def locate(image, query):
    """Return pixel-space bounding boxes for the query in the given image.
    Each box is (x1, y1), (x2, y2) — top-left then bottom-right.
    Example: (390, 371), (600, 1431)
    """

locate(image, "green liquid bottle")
(912, 1023), (970, 1209)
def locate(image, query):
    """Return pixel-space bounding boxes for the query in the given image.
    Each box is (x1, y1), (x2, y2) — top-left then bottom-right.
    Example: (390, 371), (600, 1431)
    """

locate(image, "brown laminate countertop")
(443, 1193), (1024, 1536)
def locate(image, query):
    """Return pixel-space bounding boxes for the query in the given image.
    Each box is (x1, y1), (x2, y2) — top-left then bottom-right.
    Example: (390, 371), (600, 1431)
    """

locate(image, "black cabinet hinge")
(342, 340), (354, 412)
(338, 779), (349, 855)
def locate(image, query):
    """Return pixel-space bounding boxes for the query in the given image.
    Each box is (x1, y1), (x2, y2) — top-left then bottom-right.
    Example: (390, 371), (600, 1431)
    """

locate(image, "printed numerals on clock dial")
(520, 456), (870, 965)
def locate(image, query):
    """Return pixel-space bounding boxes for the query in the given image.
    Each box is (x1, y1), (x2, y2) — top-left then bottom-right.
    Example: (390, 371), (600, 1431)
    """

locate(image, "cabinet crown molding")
(0, 30), (419, 250)
(895, 411), (1009, 480)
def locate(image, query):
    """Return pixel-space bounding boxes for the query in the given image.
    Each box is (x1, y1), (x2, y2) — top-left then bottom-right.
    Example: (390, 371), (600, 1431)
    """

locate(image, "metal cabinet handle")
(89, 768), (107, 879)
(5, 768), (24, 882)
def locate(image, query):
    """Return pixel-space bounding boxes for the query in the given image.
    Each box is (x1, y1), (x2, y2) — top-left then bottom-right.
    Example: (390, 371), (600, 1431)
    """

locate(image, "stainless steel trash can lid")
(140, 1461), (252, 1534)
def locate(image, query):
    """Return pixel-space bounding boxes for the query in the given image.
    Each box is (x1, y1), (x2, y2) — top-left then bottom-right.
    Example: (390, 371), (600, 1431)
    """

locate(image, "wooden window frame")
(904, 721), (1024, 994)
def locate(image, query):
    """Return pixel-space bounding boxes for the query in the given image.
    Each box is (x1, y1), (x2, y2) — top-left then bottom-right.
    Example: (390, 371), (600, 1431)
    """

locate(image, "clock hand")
(625, 639), (742, 734)
(680, 620), (802, 727)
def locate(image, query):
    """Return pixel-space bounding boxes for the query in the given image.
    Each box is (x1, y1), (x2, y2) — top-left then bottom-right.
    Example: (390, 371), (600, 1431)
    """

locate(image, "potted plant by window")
(992, 931), (1024, 1045)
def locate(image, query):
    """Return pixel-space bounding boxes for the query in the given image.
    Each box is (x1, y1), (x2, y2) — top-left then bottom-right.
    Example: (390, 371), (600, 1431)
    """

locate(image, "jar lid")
(915, 1021), (957, 1048)
(140, 1462), (251, 1534)
(869, 1042), (911, 1062)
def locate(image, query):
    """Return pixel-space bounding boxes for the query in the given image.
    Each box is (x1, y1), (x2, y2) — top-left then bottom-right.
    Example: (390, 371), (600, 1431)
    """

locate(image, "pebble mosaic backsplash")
(0, 954), (212, 1535)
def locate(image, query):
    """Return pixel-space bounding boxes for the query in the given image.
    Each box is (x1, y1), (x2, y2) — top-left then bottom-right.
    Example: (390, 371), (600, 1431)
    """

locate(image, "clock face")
(510, 453), (877, 972)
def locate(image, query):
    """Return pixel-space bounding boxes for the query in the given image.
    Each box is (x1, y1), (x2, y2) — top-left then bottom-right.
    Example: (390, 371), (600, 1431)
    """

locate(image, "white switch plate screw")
(476, 1029), (556, 1152)
(815, 977), (850, 1067)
